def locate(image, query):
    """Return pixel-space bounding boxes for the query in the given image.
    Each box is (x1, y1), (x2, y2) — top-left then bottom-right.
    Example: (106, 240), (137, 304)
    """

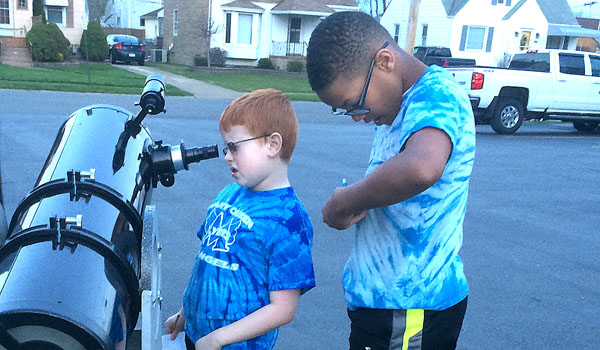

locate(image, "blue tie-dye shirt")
(182, 184), (316, 347)
(344, 65), (476, 311)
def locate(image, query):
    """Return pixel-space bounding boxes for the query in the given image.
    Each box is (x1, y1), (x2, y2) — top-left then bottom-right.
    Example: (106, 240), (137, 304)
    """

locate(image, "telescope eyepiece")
(139, 74), (166, 115)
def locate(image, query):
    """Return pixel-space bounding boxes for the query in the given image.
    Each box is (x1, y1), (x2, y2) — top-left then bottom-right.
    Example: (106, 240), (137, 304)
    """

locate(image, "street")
(0, 89), (599, 349)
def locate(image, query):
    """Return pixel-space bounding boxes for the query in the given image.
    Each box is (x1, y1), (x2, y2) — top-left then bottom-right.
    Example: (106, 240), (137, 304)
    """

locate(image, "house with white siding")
(163, 0), (358, 66)
(381, 0), (600, 67)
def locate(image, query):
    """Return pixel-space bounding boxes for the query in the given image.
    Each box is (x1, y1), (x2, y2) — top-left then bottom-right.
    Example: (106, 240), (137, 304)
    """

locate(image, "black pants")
(185, 334), (196, 350)
(347, 296), (468, 350)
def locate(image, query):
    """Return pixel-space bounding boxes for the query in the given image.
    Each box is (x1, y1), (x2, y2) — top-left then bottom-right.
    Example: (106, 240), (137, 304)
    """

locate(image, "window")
(0, 0), (8, 24)
(590, 56), (600, 77)
(46, 6), (65, 26)
(140, 18), (145, 26)
(394, 24), (400, 43)
(238, 14), (252, 44)
(289, 17), (301, 43)
(225, 13), (231, 43)
(421, 24), (428, 46)
(173, 9), (178, 37)
(466, 26), (485, 50)
(18, 0), (26, 9)
(509, 52), (550, 72)
(559, 53), (585, 75)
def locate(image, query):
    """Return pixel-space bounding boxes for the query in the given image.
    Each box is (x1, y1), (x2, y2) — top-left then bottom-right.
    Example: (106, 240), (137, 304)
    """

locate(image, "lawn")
(0, 63), (192, 96)
(146, 62), (320, 102)
(0, 61), (320, 102)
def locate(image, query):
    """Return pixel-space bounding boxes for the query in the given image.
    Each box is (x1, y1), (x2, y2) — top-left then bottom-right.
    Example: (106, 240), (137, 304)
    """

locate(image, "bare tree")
(203, 20), (221, 67)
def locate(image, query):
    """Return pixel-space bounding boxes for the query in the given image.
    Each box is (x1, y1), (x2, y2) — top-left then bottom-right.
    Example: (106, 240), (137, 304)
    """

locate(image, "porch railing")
(271, 41), (308, 57)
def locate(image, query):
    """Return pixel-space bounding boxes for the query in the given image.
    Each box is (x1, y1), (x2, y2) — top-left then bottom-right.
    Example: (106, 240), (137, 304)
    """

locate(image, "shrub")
(209, 47), (227, 67)
(194, 55), (208, 66)
(257, 58), (274, 70)
(79, 21), (108, 61)
(287, 60), (303, 73)
(26, 22), (71, 62)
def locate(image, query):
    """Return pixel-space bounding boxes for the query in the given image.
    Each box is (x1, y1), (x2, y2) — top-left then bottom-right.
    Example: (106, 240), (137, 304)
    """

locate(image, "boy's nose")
(351, 114), (364, 122)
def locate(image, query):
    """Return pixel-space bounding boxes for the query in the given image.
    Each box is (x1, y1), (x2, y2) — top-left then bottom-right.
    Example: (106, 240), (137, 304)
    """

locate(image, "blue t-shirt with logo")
(182, 184), (315, 348)
(343, 65), (476, 311)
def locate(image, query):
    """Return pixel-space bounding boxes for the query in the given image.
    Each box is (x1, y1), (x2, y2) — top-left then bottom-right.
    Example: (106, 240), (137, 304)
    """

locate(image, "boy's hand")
(165, 309), (185, 340)
(195, 333), (222, 350)
(322, 187), (367, 230)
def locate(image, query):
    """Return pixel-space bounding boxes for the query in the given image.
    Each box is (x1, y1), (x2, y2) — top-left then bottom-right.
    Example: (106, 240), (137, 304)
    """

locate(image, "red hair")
(219, 89), (298, 162)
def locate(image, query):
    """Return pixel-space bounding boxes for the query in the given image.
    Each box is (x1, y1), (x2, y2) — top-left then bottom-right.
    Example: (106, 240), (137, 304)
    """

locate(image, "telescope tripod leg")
(138, 205), (163, 350)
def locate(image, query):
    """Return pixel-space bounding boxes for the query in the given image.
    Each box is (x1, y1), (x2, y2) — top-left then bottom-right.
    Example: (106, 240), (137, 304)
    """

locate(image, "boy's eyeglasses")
(222, 135), (269, 156)
(331, 41), (390, 117)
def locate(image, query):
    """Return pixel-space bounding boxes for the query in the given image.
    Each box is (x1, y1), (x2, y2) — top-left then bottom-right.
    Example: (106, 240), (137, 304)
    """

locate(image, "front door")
(287, 17), (301, 55)
(519, 30), (531, 51)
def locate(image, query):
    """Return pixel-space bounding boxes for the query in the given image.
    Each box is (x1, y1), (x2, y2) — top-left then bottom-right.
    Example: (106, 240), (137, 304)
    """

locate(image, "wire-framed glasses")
(331, 41), (390, 117)
(222, 135), (270, 156)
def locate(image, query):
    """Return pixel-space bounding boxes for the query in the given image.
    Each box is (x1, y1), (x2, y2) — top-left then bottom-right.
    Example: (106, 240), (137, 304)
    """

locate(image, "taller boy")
(306, 12), (476, 350)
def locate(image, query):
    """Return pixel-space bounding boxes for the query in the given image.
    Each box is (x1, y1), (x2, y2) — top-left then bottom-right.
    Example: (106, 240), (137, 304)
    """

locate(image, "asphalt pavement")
(0, 84), (599, 349)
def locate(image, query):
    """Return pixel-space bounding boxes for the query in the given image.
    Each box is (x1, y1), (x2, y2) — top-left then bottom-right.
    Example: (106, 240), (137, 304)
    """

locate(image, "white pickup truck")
(447, 49), (600, 134)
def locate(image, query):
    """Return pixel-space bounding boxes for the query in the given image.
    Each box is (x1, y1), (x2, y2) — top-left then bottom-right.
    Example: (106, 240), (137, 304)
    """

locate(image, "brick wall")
(163, 0), (210, 66)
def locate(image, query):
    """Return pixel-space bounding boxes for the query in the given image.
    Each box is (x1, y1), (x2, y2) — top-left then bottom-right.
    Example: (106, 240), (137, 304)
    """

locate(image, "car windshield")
(113, 36), (140, 45)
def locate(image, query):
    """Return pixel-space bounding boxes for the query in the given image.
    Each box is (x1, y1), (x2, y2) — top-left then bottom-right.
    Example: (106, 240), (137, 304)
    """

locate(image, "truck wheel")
(491, 98), (523, 134)
(572, 121), (599, 133)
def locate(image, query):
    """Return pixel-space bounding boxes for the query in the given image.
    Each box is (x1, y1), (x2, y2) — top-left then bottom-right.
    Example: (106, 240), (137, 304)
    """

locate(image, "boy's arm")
(322, 127), (452, 230)
(195, 289), (301, 350)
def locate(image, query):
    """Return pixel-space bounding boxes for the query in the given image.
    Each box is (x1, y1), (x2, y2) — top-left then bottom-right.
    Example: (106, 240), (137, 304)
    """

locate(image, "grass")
(0, 63), (192, 96)
(0, 61), (321, 101)
(146, 62), (320, 102)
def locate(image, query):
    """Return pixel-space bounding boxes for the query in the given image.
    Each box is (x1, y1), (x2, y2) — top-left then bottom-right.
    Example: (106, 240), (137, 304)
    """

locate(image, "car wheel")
(490, 98), (524, 134)
(111, 52), (117, 64)
(572, 121), (599, 133)
(138, 59), (145, 66)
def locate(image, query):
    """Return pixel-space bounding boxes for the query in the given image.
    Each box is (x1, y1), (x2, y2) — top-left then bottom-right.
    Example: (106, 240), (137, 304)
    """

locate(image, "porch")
(271, 41), (308, 57)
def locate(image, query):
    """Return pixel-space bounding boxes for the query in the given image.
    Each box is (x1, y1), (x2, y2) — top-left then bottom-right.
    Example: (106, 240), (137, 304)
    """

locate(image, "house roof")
(140, 7), (163, 19)
(503, 0), (578, 25)
(222, 0), (265, 10)
(536, 0), (578, 25)
(271, 0), (334, 14)
(442, 0), (469, 16)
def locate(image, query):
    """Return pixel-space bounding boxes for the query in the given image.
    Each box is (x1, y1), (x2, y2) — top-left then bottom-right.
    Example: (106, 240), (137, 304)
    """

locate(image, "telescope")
(0, 74), (218, 349)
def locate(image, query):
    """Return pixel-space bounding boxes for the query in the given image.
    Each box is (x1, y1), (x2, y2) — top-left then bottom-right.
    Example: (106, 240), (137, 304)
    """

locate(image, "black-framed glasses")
(332, 41), (390, 117)
(222, 135), (270, 156)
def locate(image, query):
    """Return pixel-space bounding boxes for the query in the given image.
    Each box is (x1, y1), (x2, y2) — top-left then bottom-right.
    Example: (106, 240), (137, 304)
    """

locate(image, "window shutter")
(492, 0), (497, 5)
(486, 27), (495, 52)
(459, 25), (468, 51)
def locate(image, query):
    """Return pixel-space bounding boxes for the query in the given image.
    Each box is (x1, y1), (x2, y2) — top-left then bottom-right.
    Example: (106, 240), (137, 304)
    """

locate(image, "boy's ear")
(375, 48), (394, 73)
(266, 132), (283, 157)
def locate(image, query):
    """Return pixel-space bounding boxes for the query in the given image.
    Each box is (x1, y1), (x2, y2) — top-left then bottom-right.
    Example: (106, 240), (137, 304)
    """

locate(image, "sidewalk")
(115, 64), (244, 100)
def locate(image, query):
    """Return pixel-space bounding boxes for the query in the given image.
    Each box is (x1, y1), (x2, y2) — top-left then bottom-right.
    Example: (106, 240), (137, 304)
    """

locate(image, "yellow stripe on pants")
(402, 309), (424, 350)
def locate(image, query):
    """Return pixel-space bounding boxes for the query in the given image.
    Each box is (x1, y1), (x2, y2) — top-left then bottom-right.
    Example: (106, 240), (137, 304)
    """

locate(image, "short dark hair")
(306, 11), (393, 92)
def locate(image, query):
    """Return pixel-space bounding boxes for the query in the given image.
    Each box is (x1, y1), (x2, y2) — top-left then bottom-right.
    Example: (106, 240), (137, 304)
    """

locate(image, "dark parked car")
(413, 46), (476, 67)
(107, 34), (145, 65)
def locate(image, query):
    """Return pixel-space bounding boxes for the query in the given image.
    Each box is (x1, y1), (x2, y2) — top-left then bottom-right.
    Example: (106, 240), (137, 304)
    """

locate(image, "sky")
(568, 0), (600, 18)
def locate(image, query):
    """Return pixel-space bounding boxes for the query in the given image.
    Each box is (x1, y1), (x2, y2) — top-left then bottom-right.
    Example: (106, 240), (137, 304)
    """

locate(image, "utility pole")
(405, 0), (421, 54)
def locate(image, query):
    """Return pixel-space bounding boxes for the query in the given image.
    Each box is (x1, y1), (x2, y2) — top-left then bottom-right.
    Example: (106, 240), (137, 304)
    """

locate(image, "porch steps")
(1, 37), (33, 68)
